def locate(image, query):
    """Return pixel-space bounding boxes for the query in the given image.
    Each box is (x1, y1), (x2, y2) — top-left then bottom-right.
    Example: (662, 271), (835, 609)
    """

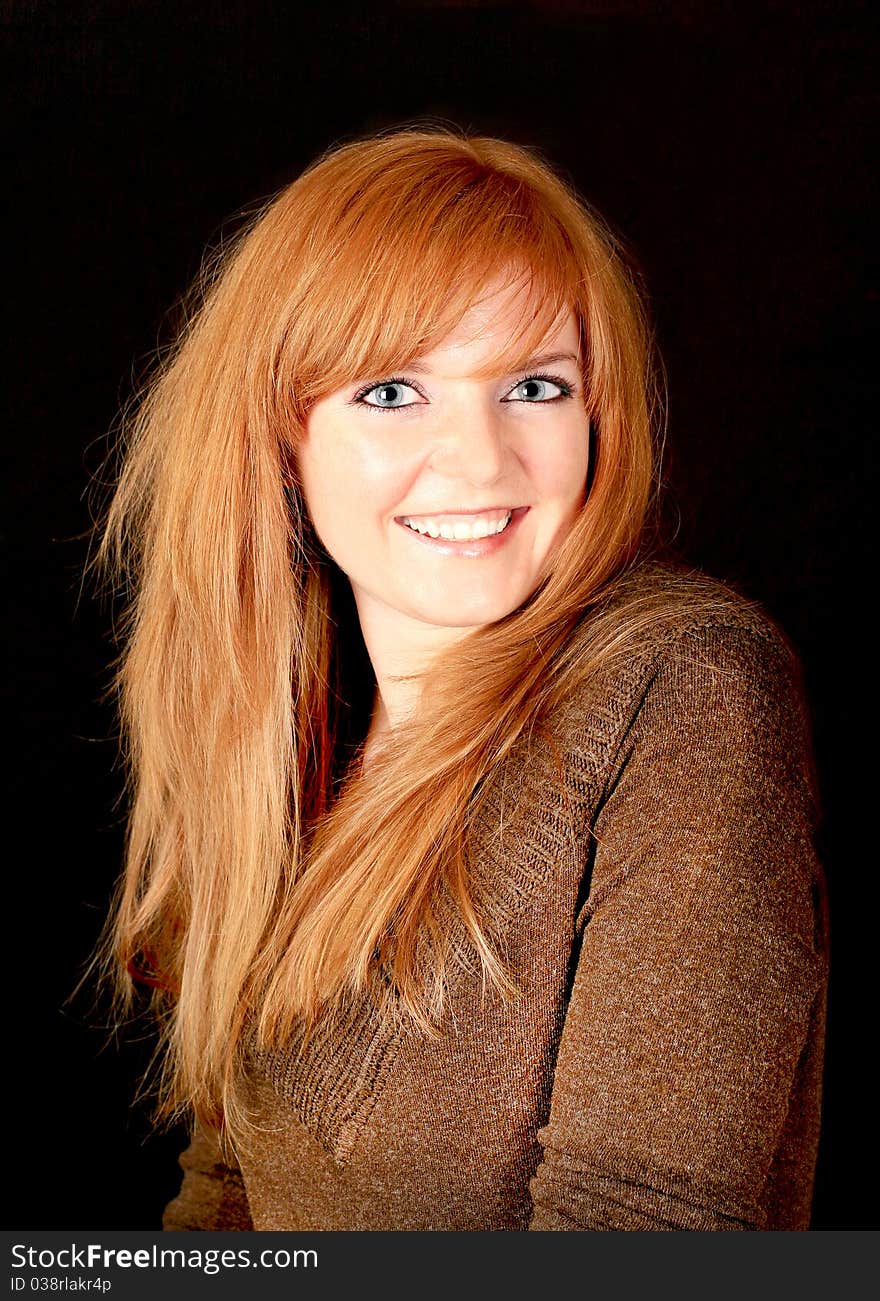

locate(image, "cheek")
(296, 431), (415, 536)
(349, 435), (421, 512)
(293, 445), (326, 532)
(531, 424), (590, 504)
(295, 437), (348, 546)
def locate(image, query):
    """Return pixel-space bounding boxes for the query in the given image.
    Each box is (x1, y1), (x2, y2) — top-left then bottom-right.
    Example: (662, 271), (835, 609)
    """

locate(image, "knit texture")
(162, 562), (829, 1232)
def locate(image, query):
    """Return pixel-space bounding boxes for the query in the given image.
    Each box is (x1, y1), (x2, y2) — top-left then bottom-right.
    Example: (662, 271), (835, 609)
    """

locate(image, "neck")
(353, 588), (475, 754)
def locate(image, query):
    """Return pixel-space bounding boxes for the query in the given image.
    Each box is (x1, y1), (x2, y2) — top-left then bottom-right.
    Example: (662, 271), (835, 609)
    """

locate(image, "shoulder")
(583, 557), (798, 650)
(551, 564), (826, 963)
(565, 557), (807, 694)
(553, 559), (817, 807)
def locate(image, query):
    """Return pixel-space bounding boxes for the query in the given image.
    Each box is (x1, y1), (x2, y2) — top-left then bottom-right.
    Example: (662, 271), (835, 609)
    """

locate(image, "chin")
(416, 594), (528, 629)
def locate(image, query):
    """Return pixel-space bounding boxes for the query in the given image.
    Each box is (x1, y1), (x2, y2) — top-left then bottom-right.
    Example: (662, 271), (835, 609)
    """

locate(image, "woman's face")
(296, 277), (590, 637)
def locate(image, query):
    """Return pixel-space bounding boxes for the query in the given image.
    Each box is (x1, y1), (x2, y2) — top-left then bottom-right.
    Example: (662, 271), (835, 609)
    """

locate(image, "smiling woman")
(87, 125), (828, 1231)
(298, 278), (591, 751)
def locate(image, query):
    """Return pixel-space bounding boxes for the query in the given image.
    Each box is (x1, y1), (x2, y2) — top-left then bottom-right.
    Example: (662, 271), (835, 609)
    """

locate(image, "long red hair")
(88, 125), (688, 1142)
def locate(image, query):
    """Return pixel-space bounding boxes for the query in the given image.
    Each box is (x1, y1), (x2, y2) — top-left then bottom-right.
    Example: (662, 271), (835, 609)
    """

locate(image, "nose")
(430, 400), (508, 486)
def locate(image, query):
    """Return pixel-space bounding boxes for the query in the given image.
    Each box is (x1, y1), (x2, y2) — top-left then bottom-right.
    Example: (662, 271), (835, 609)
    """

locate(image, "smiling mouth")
(396, 507), (519, 541)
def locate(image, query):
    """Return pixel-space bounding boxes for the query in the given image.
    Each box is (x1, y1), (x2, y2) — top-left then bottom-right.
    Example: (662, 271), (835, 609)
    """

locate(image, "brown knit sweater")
(162, 563), (829, 1232)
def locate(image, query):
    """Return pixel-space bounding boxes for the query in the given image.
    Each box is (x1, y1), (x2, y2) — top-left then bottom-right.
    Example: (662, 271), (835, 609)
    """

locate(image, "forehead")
(392, 276), (580, 381)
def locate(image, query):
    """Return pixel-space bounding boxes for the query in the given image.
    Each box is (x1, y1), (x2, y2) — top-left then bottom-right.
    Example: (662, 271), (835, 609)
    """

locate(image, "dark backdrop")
(5, 0), (876, 1229)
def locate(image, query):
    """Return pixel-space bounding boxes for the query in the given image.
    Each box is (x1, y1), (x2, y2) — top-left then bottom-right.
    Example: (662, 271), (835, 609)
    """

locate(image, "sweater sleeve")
(528, 621), (828, 1231)
(162, 1120), (254, 1231)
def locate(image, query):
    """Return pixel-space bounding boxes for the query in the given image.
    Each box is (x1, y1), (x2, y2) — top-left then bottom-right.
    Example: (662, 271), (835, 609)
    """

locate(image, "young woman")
(92, 126), (829, 1231)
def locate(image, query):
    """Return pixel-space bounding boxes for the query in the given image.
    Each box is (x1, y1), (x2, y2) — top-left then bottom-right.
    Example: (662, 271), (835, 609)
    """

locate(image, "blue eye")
(505, 375), (572, 402)
(355, 379), (422, 410)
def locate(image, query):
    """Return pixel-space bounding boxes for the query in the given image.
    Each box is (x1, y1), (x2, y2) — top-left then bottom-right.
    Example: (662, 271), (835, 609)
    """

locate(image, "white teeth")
(402, 511), (512, 541)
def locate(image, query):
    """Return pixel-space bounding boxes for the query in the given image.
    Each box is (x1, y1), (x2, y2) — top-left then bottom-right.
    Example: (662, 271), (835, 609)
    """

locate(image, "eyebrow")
(402, 350), (581, 376)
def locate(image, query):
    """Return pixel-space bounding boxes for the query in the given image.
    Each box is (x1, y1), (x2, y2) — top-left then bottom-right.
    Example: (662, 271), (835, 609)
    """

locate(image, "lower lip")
(394, 507), (530, 557)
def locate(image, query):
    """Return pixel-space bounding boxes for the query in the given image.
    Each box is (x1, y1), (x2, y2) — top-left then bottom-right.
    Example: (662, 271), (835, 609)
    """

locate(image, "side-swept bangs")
(268, 133), (598, 425)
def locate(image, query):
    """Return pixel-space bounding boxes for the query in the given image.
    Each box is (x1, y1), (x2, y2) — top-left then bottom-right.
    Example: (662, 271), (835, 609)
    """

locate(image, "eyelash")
(350, 371), (576, 412)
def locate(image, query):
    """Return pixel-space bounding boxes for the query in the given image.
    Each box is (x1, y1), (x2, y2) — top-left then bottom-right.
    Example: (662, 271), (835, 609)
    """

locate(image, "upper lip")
(396, 505), (523, 518)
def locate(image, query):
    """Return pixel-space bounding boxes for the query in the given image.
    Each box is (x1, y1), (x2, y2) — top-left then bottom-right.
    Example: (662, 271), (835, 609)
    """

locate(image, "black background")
(5, 0), (876, 1229)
